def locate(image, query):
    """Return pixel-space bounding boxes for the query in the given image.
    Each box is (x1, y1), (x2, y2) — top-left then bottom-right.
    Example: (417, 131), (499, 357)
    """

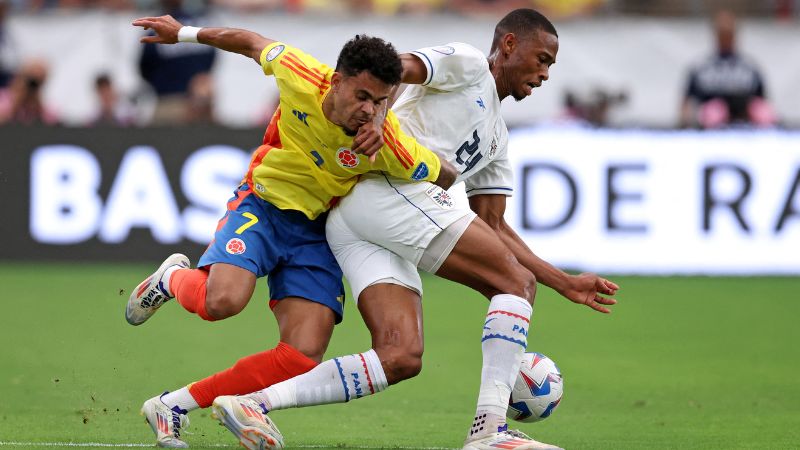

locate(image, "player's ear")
(503, 33), (516, 56)
(330, 72), (342, 93)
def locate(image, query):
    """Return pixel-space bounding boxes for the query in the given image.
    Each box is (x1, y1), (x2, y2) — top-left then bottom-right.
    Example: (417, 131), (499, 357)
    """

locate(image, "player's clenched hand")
(352, 121), (384, 163)
(132, 15), (183, 44)
(560, 273), (619, 314)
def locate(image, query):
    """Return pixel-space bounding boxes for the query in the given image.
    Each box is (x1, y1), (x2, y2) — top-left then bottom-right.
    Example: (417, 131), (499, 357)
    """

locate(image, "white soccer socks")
(250, 349), (388, 410)
(469, 294), (532, 439)
(161, 386), (200, 413)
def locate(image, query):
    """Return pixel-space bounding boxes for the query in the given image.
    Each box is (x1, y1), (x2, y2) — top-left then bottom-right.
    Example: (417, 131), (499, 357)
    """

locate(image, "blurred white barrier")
(503, 127), (800, 274)
(8, 125), (799, 273)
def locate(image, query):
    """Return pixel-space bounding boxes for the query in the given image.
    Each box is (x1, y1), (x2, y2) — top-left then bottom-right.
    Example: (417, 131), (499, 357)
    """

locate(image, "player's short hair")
(491, 9), (558, 52)
(335, 34), (402, 86)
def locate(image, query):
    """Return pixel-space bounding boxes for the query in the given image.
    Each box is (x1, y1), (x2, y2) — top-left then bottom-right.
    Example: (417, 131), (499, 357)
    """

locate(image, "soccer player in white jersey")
(212, 9), (618, 450)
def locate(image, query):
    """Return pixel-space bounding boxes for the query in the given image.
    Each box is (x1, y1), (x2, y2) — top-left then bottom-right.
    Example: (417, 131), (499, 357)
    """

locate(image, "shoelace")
(170, 408), (191, 437)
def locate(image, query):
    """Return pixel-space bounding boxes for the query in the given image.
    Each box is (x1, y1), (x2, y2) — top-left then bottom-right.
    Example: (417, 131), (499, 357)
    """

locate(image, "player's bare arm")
(468, 193), (619, 314)
(434, 157), (458, 190)
(132, 15), (274, 63)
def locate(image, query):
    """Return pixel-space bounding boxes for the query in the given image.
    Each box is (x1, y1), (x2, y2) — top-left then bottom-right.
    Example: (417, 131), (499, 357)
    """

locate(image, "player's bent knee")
(289, 341), (328, 363)
(376, 347), (423, 384)
(204, 291), (248, 319)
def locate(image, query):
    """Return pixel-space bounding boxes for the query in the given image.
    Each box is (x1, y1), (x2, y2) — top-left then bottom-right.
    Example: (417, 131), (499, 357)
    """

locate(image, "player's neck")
(487, 56), (510, 101)
(321, 92), (343, 128)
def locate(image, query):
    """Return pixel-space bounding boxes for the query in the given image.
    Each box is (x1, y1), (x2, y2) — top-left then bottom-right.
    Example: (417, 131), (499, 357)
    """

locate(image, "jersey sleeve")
(464, 150), (513, 197)
(260, 42), (332, 93)
(371, 111), (441, 183)
(409, 42), (487, 91)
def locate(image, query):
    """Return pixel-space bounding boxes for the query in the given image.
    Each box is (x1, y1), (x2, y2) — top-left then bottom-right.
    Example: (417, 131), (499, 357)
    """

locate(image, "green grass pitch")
(1, 262), (798, 449)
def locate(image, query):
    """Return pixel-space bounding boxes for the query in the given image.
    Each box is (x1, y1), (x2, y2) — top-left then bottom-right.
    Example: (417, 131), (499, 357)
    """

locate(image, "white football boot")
(211, 395), (285, 450)
(126, 253), (189, 325)
(463, 427), (563, 450)
(141, 394), (191, 449)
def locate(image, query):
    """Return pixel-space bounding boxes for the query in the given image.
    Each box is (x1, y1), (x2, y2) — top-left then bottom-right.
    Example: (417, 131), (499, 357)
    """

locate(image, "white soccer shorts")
(326, 173), (475, 301)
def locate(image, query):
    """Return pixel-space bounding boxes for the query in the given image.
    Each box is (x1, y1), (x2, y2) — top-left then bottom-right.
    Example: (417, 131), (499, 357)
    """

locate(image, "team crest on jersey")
(411, 162), (429, 180)
(337, 147), (360, 168)
(226, 238), (246, 255)
(432, 46), (455, 55)
(425, 185), (454, 209)
(266, 44), (285, 61)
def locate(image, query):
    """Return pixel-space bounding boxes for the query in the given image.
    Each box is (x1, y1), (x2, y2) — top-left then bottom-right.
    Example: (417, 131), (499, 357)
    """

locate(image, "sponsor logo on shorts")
(226, 238), (246, 255)
(265, 44), (285, 61)
(432, 46), (455, 55)
(425, 185), (454, 209)
(337, 147), (359, 168)
(411, 162), (429, 180)
(489, 138), (497, 158)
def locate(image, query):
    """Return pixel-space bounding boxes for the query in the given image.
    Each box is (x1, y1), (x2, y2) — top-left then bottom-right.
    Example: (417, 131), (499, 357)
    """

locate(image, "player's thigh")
(436, 216), (535, 300)
(333, 174), (470, 265)
(198, 185), (281, 306)
(267, 231), (346, 324)
(267, 210), (344, 361)
(272, 297), (336, 362)
(328, 210), (424, 301)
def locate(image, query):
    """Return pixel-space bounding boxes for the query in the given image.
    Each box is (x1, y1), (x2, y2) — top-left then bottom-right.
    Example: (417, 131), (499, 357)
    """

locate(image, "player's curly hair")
(491, 9), (558, 53)
(335, 35), (402, 85)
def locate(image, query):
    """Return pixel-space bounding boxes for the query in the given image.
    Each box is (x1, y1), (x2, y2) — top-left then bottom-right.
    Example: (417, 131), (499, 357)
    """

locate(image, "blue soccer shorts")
(198, 184), (345, 322)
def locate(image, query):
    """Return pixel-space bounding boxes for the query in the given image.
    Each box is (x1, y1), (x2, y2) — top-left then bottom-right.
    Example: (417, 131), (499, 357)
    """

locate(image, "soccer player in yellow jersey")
(125, 15), (457, 448)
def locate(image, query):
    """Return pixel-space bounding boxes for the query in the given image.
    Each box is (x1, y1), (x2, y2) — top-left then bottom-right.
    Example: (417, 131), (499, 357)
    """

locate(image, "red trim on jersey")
(285, 52), (327, 81)
(487, 310), (531, 324)
(247, 108), (282, 187)
(382, 124), (414, 169)
(246, 145), (274, 187)
(262, 107), (282, 146)
(280, 59), (326, 87)
(280, 53), (330, 93)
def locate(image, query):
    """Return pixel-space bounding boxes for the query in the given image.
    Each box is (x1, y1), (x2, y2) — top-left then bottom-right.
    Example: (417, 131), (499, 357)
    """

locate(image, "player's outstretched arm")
(469, 194), (619, 314)
(132, 15), (275, 63)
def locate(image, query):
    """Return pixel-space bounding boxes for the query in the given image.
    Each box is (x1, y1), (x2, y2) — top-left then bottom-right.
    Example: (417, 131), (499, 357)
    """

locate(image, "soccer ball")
(506, 352), (563, 423)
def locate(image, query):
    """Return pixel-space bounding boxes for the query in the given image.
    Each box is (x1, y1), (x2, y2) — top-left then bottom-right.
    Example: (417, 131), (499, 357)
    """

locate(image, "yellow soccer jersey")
(244, 42), (442, 220)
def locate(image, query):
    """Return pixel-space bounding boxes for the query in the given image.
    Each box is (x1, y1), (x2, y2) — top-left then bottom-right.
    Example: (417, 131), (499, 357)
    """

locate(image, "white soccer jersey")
(392, 42), (513, 197)
(327, 42), (516, 301)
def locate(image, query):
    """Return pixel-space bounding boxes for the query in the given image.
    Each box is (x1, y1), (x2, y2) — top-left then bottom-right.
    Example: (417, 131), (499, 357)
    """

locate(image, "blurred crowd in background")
(0, 0), (797, 128)
(2, 0), (799, 17)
